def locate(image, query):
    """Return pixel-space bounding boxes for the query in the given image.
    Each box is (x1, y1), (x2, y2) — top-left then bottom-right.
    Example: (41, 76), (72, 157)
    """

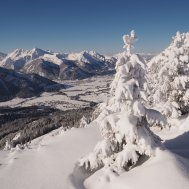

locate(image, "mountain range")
(0, 48), (116, 80)
(0, 48), (155, 102)
(0, 48), (155, 81)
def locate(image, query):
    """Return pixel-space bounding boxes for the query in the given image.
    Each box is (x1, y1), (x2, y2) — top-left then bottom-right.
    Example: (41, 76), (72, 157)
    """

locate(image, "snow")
(83, 115), (189, 189)
(123, 30), (137, 54)
(0, 115), (189, 189)
(145, 108), (167, 127)
(84, 149), (189, 189)
(66, 51), (105, 65)
(148, 32), (189, 118)
(0, 124), (101, 189)
(153, 115), (189, 159)
(0, 48), (50, 67)
(12, 133), (21, 141)
(43, 54), (63, 65)
(77, 31), (189, 188)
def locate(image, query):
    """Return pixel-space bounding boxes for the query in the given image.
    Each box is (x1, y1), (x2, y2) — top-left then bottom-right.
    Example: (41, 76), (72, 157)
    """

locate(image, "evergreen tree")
(79, 31), (161, 173)
(148, 32), (189, 118)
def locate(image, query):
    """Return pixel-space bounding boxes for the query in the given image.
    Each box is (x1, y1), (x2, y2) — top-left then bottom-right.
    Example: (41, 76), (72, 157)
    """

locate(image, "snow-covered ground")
(0, 124), (102, 189)
(0, 75), (113, 110)
(84, 117), (189, 189)
(0, 115), (189, 189)
(84, 149), (189, 189)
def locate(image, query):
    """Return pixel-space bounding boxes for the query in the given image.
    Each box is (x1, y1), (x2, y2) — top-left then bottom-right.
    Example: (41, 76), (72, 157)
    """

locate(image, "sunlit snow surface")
(0, 124), (102, 189)
(0, 115), (189, 189)
(84, 116), (189, 189)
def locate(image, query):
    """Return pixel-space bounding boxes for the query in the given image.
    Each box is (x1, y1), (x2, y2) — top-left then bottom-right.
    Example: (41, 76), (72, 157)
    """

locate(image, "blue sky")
(0, 0), (189, 54)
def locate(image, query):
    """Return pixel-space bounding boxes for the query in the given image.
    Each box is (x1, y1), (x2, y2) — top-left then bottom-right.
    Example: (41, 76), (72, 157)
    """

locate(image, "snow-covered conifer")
(148, 32), (189, 118)
(79, 116), (88, 128)
(79, 31), (161, 174)
(4, 140), (12, 151)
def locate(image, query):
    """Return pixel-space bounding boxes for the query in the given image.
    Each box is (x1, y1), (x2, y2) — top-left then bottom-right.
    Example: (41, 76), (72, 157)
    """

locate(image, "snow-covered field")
(0, 75), (113, 110)
(0, 115), (189, 189)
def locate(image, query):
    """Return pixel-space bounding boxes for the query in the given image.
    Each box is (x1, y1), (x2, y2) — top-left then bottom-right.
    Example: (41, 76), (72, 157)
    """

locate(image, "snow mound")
(0, 48), (51, 70)
(84, 149), (189, 189)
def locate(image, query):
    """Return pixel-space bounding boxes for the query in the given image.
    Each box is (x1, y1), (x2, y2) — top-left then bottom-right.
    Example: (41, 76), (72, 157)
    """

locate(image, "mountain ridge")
(0, 48), (154, 80)
(0, 48), (116, 80)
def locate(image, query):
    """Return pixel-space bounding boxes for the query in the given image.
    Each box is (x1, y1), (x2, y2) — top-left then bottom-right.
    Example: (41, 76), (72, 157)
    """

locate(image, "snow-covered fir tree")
(79, 31), (161, 174)
(79, 116), (89, 128)
(148, 32), (189, 118)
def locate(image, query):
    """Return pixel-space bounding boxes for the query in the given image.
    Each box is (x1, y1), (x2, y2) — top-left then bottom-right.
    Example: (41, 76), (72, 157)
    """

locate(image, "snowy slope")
(0, 115), (189, 189)
(60, 50), (115, 78)
(67, 51), (106, 64)
(0, 48), (50, 70)
(0, 124), (101, 189)
(83, 114), (189, 189)
(84, 149), (189, 189)
(22, 58), (60, 79)
(0, 48), (64, 80)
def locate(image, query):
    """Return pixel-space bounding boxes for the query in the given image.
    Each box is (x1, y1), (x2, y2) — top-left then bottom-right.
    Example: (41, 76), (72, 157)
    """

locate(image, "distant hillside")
(0, 67), (65, 101)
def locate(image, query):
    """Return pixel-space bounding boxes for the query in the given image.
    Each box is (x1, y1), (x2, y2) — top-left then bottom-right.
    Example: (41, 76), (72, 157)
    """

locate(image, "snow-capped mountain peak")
(7, 48), (28, 60)
(66, 50), (105, 65)
(2, 47), (50, 62)
(0, 47), (52, 70)
(30, 47), (51, 59)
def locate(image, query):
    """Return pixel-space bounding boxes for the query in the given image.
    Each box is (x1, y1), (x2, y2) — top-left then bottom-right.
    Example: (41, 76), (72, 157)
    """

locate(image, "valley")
(0, 75), (113, 110)
(0, 75), (113, 149)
